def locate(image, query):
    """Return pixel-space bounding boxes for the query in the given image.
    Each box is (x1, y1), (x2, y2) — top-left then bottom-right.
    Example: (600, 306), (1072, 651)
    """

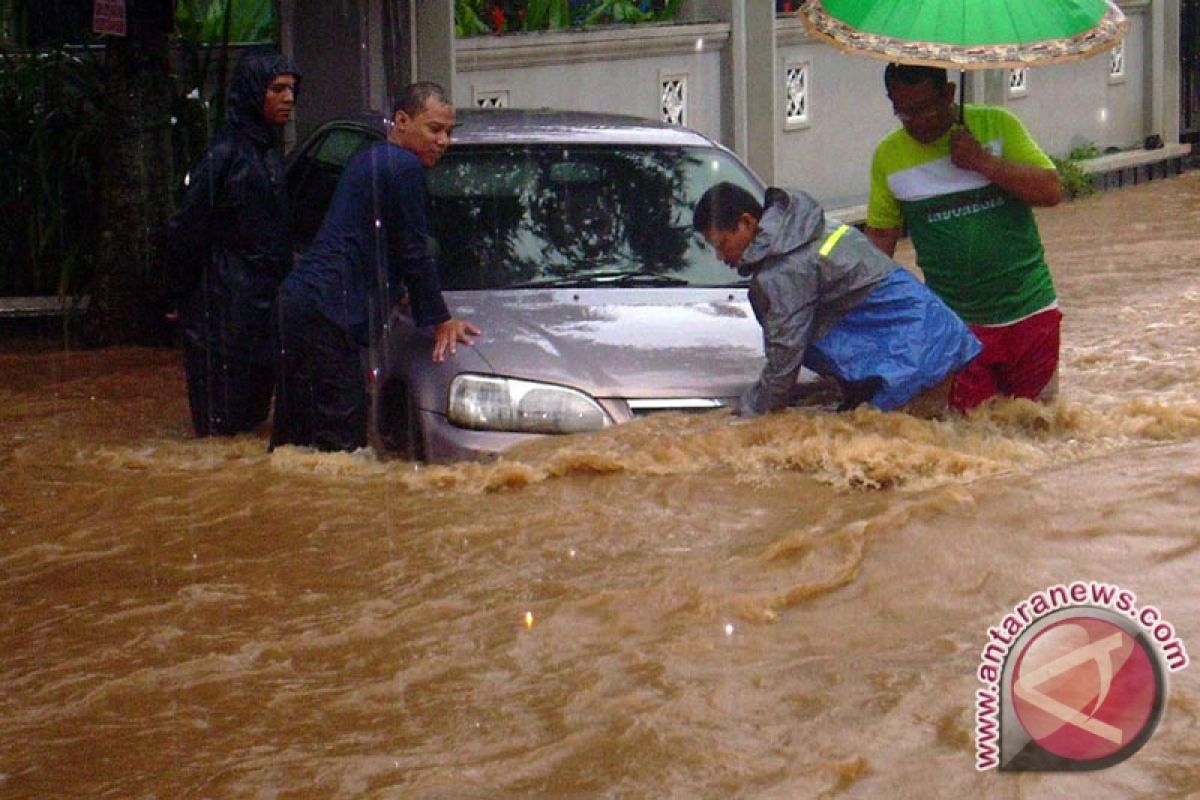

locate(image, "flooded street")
(3, 173), (1200, 798)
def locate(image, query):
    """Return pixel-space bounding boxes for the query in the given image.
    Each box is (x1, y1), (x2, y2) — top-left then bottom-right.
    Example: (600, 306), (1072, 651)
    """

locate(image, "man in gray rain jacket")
(167, 47), (300, 436)
(694, 182), (981, 416)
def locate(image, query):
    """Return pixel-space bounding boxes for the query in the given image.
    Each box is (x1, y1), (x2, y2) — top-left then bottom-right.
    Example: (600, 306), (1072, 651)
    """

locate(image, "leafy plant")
(1067, 141), (1101, 161)
(584, 0), (651, 24)
(455, 0), (491, 37)
(524, 0), (572, 30)
(1051, 156), (1097, 199)
(0, 48), (107, 297)
(454, 0), (679, 37)
(175, 0), (275, 44)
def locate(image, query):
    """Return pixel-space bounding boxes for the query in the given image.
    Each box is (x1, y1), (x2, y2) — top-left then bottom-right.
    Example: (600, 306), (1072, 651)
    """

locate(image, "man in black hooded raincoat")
(167, 46), (301, 436)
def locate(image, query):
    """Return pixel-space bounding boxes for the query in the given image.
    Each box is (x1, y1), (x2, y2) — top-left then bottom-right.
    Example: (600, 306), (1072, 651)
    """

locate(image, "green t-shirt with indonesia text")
(867, 104), (1057, 325)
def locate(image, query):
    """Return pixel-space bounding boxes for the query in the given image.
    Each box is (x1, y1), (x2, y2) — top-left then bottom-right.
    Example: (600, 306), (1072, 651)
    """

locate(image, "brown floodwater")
(3, 173), (1200, 798)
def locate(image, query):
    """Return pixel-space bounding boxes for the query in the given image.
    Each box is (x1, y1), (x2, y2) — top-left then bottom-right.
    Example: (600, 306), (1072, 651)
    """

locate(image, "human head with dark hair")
(883, 63), (948, 92)
(392, 81), (449, 118)
(882, 63), (957, 144)
(227, 46), (301, 141)
(693, 182), (764, 269)
(389, 81), (456, 167)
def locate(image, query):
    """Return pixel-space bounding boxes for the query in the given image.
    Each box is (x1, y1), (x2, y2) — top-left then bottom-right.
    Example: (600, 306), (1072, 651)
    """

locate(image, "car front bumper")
(418, 409), (541, 463)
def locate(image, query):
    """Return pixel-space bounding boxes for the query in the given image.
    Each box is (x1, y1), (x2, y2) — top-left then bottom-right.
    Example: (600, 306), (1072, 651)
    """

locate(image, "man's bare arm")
(865, 225), (902, 258)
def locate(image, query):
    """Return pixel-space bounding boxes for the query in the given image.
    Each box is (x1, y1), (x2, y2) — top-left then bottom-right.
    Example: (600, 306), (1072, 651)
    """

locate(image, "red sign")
(93, 0), (127, 37)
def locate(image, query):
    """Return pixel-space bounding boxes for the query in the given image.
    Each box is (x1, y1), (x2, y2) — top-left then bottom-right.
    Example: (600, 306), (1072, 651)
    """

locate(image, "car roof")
(452, 108), (718, 147)
(329, 108), (720, 148)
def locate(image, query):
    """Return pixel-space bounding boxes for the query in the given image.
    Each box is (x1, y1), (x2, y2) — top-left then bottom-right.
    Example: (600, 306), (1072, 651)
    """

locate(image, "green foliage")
(455, 0), (492, 37)
(455, 0), (680, 37)
(1067, 141), (1101, 161)
(0, 48), (107, 296)
(175, 0), (275, 44)
(1051, 156), (1097, 199)
(524, 0), (572, 31)
(584, 0), (651, 24)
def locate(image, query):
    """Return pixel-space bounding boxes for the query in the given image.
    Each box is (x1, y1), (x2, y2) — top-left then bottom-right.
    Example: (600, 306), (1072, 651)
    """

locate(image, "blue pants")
(804, 269), (982, 411)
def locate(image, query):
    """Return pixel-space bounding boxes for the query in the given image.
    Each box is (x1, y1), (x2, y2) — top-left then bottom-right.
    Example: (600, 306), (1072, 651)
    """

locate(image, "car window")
(289, 125), (380, 249)
(312, 128), (375, 168)
(426, 145), (760, 290)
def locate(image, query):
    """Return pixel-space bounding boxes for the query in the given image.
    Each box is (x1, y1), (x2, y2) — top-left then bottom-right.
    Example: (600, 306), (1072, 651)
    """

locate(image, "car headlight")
(447, 374), (611, 434)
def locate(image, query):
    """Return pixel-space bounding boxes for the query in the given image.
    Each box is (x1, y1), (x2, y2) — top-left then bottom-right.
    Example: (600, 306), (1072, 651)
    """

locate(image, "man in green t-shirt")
(864, 64), (1063, 412)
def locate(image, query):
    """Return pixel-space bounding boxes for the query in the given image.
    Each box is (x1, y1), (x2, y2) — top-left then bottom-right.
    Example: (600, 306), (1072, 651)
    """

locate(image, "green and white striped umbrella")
(798, 0), (1128, 69)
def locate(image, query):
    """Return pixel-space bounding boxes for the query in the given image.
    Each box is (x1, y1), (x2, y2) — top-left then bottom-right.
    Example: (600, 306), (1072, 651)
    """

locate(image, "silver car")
(287, 109), (766, 461)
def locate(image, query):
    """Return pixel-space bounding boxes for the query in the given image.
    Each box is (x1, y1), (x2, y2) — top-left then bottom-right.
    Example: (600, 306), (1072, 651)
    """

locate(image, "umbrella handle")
(958, 69), (966, 125)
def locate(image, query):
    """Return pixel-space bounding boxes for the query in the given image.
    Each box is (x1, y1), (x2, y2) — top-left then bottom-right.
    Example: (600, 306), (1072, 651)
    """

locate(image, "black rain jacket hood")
(226, 47), (301, 147)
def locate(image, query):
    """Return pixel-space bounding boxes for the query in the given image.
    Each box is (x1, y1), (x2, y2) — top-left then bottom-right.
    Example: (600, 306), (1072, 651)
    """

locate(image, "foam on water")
(66, 393), (1200, 498)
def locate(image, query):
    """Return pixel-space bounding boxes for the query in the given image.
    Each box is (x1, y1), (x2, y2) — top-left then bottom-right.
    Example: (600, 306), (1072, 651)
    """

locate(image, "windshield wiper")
(506, 276), (598, 289)
(509, 270), (691, 289)
(607, 271), (691, 287)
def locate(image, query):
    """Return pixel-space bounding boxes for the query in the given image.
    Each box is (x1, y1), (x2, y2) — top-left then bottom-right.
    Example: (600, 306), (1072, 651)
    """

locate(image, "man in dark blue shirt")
(271, 82), (479, 452)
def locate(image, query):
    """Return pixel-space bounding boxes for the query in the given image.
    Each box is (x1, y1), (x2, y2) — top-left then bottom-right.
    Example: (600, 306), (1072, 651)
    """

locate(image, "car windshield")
(426, 144), (759, 290)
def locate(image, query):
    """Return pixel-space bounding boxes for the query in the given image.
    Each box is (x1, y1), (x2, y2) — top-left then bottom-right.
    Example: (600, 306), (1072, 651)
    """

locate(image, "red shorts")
(949, 308), (1062, 412)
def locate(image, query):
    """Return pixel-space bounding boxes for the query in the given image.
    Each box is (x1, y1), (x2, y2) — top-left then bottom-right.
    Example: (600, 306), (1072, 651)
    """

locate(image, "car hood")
(447, 288), (764, 399)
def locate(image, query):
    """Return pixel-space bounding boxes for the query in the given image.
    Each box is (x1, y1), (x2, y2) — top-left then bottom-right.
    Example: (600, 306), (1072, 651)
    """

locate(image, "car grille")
(626, 398), (727, 417)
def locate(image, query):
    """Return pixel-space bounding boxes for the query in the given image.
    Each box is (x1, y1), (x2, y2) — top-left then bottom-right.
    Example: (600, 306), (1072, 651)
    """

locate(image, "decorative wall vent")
(785, 61), (810, 128)
(1008, 67), (1028, 98)
(1109, 40), (1125, 82)
(474, 89), (509, 108)
(661, 74), (687, 125)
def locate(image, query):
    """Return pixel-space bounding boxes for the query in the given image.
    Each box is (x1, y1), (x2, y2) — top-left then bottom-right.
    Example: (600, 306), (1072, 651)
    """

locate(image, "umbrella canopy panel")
(800, 0), (1128, 68)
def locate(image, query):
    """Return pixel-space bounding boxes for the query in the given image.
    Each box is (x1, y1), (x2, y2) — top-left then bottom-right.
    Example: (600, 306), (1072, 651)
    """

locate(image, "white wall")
(456, 24), (729, 144)
(774, 18), (897, 209)
(1006, 11), (1148, 157)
